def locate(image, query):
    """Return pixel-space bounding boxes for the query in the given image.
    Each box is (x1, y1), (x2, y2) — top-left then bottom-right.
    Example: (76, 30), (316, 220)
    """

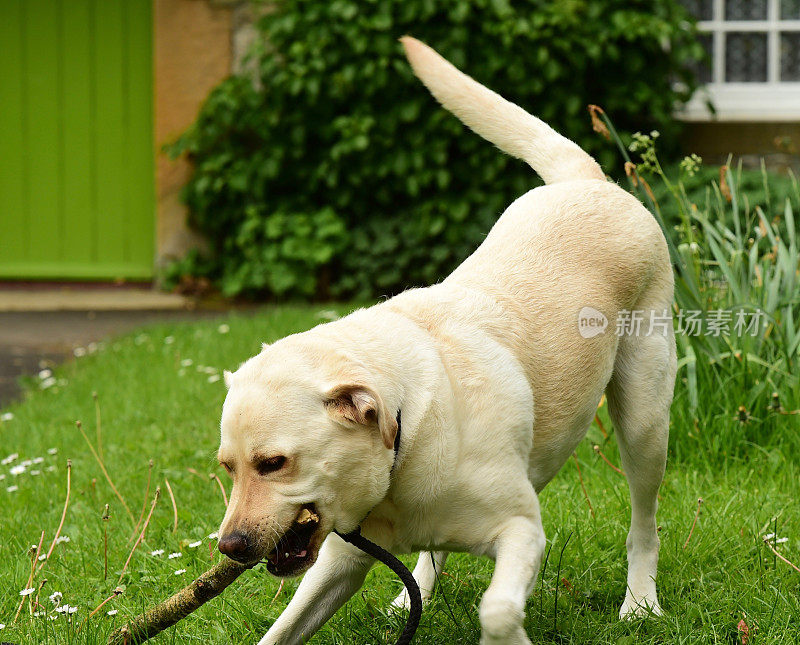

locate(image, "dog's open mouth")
(265, 505), (321, 577)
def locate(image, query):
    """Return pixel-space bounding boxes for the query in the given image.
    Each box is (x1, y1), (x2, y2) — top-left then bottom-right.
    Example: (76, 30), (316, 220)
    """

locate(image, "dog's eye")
(255, 455), (286, 476)
(220, 462), (233, 476)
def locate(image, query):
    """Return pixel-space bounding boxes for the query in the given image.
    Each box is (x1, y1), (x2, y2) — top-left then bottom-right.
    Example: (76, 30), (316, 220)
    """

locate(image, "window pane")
(691, 32), (714, 84)
(725, 0), (767, 20)
(681, 0), (713, 20)
(781, 33), (800, 81)
(725, 33), (767, 82)
(781, 0), (800, 19)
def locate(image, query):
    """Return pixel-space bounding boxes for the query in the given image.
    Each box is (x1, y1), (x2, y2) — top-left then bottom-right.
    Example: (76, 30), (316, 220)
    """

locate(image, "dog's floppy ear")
(324, 384), (397, 450)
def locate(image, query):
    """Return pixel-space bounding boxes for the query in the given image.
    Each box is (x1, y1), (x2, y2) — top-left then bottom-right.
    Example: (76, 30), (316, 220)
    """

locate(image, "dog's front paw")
(389, 589), (412, 613)
(619, 593), (662, 619)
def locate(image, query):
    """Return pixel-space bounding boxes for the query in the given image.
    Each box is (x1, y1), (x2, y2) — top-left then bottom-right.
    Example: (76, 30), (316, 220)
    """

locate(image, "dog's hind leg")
(606, 307), (676, 619)
(390, 550), (448, 610)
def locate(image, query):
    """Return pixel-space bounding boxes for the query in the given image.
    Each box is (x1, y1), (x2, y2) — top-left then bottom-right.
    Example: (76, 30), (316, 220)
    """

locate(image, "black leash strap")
(335, 527), (422, 645)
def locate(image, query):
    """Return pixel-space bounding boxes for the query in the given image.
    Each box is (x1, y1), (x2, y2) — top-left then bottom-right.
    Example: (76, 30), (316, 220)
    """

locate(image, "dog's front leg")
(258, 533), (374, 645)
(479, 511), (546, 645)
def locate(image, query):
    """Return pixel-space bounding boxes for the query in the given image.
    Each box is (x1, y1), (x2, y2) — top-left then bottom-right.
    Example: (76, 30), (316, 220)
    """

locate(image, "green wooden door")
(0, 0), (154, 280)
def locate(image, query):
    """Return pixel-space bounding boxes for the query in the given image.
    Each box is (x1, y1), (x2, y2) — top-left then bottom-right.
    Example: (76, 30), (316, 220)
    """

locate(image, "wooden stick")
(106, 558), (253, 645)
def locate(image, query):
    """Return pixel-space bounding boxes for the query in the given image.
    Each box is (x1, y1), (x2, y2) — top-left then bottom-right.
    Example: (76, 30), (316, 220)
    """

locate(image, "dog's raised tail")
(400, 36), (604, 185)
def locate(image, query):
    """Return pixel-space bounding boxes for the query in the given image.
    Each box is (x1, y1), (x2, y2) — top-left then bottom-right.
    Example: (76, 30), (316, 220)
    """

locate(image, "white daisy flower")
(1, 412), (13, 422)
(55, 536), (70, 545)
(10, 464), (26, 476)
(164, 336), (175, 345)
(38, 554), (47, 561)
(46, 466), (56, 472)
(174, 569), (186, 575)
(73, 347), (87, 357)
(188, 540), (202, 548)
(0, 623), (5, 629)
(33, 611), (45, 617)
(6, 485), (18, 492)
(107, 609), (118, 616)
(47, 448), (58, 455)
(41, 377), (57, 389)
(38, 369), (53, 380)
(31, 470), (41, 476)
(49, 591), (62, 604)
(208, 532), (219, 540)
(207, 374), (220, 383)
(21, 459), (32, 467)
(180, 358), (193, 367)
(218, 324), (230, 334)
(168, 552), (182, 559)
(2, 453), (19, 465)
(0, 474), (5, 480)
(20, 587), (35, 596)
(32, 457), (44, 464)
(150, 549), (165, 556)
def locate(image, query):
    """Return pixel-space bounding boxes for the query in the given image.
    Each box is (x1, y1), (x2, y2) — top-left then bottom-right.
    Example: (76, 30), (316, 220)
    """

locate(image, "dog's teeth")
(297, 508), (319, 525)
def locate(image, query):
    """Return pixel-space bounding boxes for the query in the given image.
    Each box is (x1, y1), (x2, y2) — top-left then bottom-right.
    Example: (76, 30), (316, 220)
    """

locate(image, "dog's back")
(398, 37), (673, 485)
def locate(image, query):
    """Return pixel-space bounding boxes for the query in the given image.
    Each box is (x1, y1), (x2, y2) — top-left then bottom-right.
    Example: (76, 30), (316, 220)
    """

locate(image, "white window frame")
(679, 0), (800, 121)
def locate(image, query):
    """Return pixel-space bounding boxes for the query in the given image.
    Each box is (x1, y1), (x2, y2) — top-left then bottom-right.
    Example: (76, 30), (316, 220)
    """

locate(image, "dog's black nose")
(218, 531), (251, 561)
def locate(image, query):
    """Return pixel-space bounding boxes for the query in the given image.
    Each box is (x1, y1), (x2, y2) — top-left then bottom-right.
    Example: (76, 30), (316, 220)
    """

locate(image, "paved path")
(0, 309), (226, 408)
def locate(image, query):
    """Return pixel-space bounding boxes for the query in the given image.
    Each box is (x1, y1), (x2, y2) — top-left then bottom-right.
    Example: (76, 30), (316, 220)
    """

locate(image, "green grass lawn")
(1, 305), (798, 644)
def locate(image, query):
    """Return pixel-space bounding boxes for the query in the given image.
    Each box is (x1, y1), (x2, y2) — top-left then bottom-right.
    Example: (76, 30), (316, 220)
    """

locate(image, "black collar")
(392, 409), (402, 468)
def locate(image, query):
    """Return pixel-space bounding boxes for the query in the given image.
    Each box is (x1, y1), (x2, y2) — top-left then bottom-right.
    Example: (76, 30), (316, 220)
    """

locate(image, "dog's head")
(215, 338), (397, 576)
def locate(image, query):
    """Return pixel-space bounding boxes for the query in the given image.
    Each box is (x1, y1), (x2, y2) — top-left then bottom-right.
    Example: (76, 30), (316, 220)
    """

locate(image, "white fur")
(217, 37), (675, 645)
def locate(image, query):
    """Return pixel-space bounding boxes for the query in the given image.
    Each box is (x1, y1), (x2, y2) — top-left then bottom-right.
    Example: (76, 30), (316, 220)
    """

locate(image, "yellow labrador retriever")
(216, 37), (676, 645)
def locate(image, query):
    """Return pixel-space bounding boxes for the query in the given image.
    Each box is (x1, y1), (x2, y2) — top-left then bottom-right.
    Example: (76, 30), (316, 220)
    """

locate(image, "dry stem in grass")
(37, 459), (72, 574)
(103, 503), (111, 580)
(683, 498), (704, 549)
(106, 558), (253, 645)
(128, 460), (154, 545)
(118, 488), (161, 585)
(14, 531), (45, 623)
(572, 453), (595, 518)
(93, 391), (104, 461)
(77, 420), (134, 522)
(209, 472), (229, 507)
(763, 536), (800, 574)
(164, 478), (179, 533)
(592, 444), (625, 476)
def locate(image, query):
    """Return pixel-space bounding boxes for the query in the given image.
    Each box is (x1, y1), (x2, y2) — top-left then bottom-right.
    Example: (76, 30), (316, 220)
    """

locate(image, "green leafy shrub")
(168, 0), (703, 299)
(596, 112), (800, 459)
